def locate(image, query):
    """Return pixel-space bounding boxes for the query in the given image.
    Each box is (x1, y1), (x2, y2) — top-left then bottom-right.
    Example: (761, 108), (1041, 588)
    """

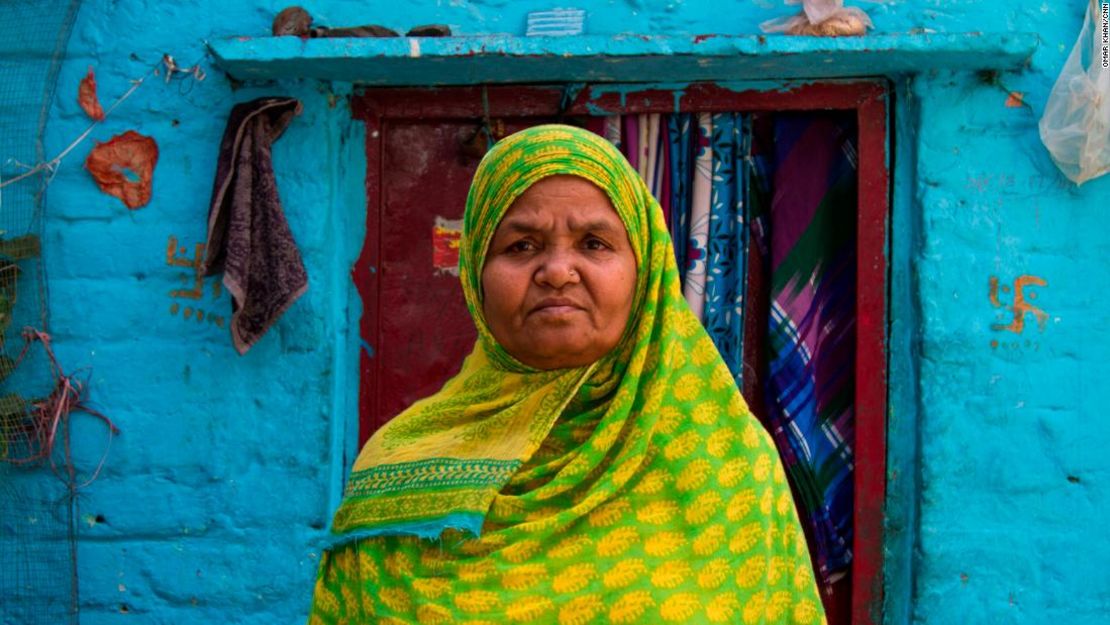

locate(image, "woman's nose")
(534, 250), (580, 288)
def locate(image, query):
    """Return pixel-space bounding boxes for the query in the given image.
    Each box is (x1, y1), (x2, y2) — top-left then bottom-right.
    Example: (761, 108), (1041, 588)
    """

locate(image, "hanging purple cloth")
(620, 114), (640, 174)
(752, 112), (859, 587)
(657, 120), (672, 227)
(202, 97), (308, 355)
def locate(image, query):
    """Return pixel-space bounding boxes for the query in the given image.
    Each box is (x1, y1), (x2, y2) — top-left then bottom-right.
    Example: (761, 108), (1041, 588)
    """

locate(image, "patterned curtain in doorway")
(600, 113), (749, 380)
(749, 113), (859, 587)
(594, 111), (858, 589)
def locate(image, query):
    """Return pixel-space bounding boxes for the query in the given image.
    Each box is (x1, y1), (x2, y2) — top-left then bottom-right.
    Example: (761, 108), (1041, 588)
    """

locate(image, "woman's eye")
(584, 237), (610, 251)
(507, 240), (535, 253)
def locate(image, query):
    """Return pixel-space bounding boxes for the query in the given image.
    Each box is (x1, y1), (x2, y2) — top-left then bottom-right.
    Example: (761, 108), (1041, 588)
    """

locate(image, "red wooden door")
(353, 89), (571, 438)
(372, 121), (479, 424)
(351, 83), (888, 625)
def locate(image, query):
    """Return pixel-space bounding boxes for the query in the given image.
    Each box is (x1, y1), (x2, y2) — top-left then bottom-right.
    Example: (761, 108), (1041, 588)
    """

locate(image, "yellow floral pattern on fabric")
(309, 125), (825, 623)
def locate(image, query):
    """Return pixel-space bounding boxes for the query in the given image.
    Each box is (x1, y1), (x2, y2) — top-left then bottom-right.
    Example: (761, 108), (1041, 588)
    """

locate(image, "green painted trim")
(209, 32), (1038, 84)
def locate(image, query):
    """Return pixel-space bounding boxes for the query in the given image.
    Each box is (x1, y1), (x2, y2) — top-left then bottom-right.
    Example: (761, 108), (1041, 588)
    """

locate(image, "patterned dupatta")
(312, 125), (825, 625)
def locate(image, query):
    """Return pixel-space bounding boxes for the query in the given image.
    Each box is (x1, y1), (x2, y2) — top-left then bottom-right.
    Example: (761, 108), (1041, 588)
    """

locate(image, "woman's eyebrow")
(568, 219), (621, 234)
(496, 218), (622, 234)
(497, 219), (543, 235)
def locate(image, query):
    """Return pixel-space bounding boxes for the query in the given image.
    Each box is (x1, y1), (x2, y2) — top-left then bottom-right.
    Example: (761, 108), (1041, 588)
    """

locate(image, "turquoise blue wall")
(27, 0), (1107, 623)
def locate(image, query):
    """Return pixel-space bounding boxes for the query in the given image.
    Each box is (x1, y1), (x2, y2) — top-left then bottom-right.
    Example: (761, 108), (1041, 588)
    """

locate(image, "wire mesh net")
(0, 473), (77, 625)
(0, 0), (76, 460)
(1, 1), (83, 624)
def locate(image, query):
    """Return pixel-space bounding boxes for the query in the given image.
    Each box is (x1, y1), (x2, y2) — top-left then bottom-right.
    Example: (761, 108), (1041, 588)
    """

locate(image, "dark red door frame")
(350, 105), (383, 458)
(351, 81), (890, 625)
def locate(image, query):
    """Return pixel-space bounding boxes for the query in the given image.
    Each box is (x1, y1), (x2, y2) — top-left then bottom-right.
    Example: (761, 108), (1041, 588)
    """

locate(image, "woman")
(309, 125), (826, 624)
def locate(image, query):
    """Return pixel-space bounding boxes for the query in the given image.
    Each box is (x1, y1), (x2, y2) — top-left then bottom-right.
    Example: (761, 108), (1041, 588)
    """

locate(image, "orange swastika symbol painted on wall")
(988, 275), (1048, 334)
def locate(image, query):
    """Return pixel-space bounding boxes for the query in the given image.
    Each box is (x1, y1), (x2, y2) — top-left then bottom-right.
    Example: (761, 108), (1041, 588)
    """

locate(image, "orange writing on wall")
(166, 235), (225, 328)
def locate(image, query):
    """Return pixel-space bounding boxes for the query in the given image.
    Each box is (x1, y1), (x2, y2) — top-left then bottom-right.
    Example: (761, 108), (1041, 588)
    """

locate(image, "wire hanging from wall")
(3, 329), (118, 474)
(0, 52), (206, 193)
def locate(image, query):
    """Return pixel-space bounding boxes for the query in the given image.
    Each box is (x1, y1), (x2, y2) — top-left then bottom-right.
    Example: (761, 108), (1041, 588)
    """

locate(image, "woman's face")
(481, 175), (638, 370)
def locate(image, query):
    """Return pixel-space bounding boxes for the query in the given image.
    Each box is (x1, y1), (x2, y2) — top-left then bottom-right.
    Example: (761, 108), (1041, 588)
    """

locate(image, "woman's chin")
(517, 340), (599, 370)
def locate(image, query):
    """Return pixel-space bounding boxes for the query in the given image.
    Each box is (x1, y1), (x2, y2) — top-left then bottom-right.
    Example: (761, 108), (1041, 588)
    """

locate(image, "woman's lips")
(532, 305), (580, 316)
(530, 299), (583, 317)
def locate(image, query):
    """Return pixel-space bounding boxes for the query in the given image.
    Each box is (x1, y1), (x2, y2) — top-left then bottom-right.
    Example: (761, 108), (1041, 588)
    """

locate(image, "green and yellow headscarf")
(313, 124), (826, 624)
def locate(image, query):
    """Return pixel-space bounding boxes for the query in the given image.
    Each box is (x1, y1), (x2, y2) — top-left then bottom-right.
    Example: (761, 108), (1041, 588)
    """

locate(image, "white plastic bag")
(760, 0), (872, 37)
(1038, 1), (1110, 185)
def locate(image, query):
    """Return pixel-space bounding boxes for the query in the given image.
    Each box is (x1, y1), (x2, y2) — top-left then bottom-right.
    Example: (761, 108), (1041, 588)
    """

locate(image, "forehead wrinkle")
(495, 215), (625, 238)
(497, 218), (547, 235)
(565, 216), (623, 235)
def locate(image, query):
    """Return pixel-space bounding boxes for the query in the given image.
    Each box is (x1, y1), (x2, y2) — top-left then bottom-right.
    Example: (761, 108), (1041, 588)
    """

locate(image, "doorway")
(351, 81), (889, 625)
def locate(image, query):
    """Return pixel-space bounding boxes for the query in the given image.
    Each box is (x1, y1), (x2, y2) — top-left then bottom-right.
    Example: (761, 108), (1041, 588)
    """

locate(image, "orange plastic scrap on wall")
(78, 67), (105, 121)
(84, 130), (158, 209)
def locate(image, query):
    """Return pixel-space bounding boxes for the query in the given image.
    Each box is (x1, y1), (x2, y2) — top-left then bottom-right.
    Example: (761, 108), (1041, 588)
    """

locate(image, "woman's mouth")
(530, 298), (583, 317)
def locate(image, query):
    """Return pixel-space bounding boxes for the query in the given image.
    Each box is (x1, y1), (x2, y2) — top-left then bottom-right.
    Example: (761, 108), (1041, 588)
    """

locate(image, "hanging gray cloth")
(202, 97), (307, 355)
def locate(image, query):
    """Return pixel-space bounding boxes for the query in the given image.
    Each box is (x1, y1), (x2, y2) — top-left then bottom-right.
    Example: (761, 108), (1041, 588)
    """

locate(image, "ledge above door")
(208, 32), (1038, 85)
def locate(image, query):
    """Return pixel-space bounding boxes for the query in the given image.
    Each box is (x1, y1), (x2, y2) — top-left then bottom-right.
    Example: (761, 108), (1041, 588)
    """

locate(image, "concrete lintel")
(209, 32), (1039, 85)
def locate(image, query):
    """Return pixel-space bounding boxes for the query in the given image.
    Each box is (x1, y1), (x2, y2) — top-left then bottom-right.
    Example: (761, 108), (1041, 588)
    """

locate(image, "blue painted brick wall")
(17, 0), (1108, 623)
